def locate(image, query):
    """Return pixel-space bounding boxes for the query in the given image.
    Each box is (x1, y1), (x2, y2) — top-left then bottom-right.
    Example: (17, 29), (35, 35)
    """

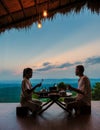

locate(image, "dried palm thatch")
(0, 0), (100, 33)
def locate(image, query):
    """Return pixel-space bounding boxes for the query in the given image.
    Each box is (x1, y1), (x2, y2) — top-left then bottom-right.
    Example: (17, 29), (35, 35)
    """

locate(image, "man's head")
(75, 65), (84, 76)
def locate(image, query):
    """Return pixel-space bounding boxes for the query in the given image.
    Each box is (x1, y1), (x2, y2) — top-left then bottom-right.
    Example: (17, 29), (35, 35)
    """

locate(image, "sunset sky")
(0, 8), (100, 81)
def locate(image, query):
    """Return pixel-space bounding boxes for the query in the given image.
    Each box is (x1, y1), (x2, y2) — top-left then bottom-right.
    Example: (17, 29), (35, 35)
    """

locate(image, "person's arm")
(26, 83), (42, 94)
(66, 85), (84, 95)
(30, 83), (42, 93)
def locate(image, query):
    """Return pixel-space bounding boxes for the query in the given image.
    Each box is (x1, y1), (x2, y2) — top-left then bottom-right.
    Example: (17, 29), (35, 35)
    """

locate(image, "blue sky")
(0, 9), (100, 80)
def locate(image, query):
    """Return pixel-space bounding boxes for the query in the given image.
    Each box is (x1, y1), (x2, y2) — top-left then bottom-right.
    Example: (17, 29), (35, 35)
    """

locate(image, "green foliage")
(40, 98), (50, 102)
(32, 93), (39, 99)
(59, 97), (64, 102)
(57, 82), (67, 91)
(92, 82), (100, 100)
(72, 91), (77, 97)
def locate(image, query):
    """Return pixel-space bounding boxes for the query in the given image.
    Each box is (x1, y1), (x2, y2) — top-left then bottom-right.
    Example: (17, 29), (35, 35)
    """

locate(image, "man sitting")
(64, 65), (91, 116)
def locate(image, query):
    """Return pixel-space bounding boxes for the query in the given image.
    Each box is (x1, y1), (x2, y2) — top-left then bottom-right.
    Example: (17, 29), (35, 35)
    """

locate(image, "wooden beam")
(0, 0), (15, 22)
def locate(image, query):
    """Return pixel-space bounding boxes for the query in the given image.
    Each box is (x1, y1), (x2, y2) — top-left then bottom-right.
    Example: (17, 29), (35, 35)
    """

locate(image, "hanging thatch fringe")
(87, 0), (100, 14)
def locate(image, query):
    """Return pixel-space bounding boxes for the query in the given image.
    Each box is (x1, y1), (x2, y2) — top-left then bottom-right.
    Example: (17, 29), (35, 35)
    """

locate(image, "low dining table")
(38, 91), (72, 114)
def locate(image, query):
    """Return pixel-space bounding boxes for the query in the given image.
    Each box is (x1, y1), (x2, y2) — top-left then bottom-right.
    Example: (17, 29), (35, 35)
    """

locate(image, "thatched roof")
(0, 0), (100, 33)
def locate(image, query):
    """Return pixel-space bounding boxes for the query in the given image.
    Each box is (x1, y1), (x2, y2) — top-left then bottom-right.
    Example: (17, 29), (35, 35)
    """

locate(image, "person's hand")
(37, 79), (43, 87)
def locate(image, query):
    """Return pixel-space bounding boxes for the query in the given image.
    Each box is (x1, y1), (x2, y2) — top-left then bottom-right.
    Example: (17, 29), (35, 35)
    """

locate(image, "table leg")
(56, 100), (65, 106)
(55, 100), (70, 113)
(38, 100), (55, 114)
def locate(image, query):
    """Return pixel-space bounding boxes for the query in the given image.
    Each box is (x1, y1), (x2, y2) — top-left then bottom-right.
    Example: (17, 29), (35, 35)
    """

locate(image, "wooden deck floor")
(0, 101), (100, 130)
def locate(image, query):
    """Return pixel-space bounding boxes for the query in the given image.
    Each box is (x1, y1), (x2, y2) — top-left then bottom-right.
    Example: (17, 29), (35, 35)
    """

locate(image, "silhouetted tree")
(92, 82), (100, 100)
